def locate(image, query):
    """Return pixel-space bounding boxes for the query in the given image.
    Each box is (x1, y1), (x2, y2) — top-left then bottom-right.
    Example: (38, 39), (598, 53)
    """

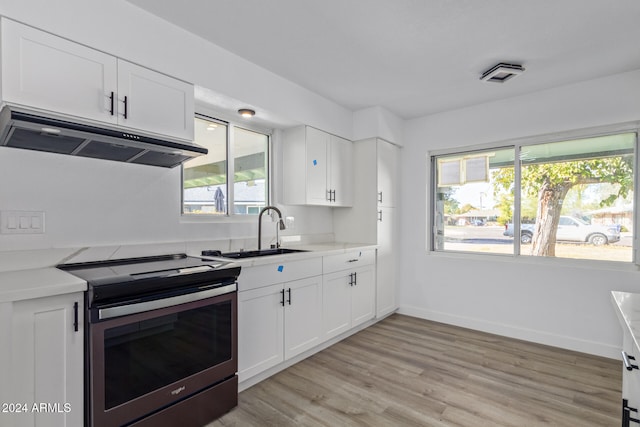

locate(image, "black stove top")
(58, 254), (241, 306)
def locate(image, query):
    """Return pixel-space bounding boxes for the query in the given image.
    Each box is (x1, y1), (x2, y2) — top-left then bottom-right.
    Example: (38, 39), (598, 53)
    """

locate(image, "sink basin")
(202, 248), (308, 259)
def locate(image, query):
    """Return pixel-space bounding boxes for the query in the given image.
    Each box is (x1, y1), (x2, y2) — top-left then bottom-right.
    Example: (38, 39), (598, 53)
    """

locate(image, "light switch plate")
(1, 210), (45, 234)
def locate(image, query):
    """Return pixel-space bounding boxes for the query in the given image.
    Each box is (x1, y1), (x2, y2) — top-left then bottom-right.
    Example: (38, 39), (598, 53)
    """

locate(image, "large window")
(182, 115), (270, 216)
(432, 131), (636, 263)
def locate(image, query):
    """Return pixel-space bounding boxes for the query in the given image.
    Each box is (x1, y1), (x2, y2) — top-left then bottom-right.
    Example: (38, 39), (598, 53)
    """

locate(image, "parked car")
(503, 216), (620, 245)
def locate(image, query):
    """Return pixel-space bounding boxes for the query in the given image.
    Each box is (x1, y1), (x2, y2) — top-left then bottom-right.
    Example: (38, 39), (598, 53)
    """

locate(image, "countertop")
(0, 267), (87, 303)
(0, 242), (376, 303)
(612, 291), (640, 353)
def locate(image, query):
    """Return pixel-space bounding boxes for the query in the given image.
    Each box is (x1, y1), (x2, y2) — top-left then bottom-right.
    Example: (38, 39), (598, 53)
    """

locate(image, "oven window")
(103, 301), (232, 409)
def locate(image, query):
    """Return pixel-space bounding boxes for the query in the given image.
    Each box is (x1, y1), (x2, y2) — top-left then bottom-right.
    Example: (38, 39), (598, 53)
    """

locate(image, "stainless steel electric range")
(58, 254), (240, 427)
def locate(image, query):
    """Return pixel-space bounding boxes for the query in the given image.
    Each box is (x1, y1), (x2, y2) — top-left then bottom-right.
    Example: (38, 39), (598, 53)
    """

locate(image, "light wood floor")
(210, 314), (622, 426)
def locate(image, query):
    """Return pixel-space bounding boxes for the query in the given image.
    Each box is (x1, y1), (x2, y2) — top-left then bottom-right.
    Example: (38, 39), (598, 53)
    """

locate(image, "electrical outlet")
(285, 216), (295, 229)
(1, 210), (45, 234)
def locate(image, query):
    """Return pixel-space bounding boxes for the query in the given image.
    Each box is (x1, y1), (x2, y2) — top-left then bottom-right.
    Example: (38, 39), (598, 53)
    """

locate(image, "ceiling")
(127, 0), (640, 120)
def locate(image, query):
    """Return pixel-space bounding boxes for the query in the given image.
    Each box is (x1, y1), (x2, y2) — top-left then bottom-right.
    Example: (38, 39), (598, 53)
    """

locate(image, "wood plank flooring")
(210, 314), (622, 426)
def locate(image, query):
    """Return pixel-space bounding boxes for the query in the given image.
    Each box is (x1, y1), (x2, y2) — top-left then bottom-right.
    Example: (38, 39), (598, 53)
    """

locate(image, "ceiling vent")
(480, 63), (525, 83)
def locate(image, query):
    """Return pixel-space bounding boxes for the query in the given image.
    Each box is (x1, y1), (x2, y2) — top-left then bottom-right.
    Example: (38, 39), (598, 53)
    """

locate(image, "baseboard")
(397, 305), (619, 360)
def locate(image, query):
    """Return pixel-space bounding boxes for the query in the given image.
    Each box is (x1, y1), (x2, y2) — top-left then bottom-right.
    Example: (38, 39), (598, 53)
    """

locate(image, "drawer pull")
(347, 259), (359, 263)
(623, 351), (639, 371)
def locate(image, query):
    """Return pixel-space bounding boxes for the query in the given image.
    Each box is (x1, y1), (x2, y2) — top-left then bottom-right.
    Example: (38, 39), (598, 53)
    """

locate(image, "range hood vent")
(0, 106), (207, 168)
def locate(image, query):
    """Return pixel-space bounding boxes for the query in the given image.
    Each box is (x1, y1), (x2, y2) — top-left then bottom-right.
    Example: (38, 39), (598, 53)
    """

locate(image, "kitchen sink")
(201, 248), (308, 259)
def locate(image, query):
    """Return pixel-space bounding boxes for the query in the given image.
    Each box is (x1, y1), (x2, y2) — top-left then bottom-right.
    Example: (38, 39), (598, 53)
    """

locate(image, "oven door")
(89, 287), (237, 427)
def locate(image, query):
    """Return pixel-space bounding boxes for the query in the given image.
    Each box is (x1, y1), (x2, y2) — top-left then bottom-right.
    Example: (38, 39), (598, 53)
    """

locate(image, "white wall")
(0, 1), (341, 257)
(399, 69), (640, 358)
(353, 106), (404, 146)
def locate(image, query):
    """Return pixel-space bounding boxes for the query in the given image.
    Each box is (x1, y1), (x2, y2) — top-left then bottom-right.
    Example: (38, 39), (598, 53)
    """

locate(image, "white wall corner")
(353, 106), (404, 145)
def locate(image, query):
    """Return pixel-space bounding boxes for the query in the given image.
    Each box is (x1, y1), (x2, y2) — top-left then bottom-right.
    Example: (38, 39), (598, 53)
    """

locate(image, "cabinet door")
(377, 207), (397, 317)
(1, 18), (118, 125)
(330, 135), (353, 206)
(322, 271), (352, 340)
(351, 266), (375, 327)
(622, 328), (640, 420)
(305, 126), (330, 205)
(284, 276), (323, 359)
(8, 292), (83, 427)
(238, 284), (284, 382)
(377, 140), (399, 208)
(117, 60), (194, 141)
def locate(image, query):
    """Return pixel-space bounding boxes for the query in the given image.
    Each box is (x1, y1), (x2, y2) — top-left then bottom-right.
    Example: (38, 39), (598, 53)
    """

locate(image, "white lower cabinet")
(238, 250), (376, 384)
(284, 276), (323, 359)
(237, 263), (323, 382)
(622, 327), (640, 426)
(376, 206), (397, 317)
(322, 250), (376, 341)
(238, 284), (284, 382)
(0, 292), (83, 427)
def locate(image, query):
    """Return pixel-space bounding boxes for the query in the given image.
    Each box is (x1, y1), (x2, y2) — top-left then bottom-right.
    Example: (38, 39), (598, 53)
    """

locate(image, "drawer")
(323, 249), (375, 274)
(238, 257), (322, 292)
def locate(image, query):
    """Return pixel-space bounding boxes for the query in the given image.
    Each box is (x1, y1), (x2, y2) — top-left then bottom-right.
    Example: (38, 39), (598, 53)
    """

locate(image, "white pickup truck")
(503, 216), (620, 245)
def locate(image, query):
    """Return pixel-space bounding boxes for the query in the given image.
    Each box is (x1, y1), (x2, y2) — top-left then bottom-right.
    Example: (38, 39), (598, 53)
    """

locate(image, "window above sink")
(182, 115), (271, 217)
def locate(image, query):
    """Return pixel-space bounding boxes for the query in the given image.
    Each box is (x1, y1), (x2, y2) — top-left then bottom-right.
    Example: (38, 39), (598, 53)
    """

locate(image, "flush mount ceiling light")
(480, 62), (525, 83)
(238, 108), (255, 118)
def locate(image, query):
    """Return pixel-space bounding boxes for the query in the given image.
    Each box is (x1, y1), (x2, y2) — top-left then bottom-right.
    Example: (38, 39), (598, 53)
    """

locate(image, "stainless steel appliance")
(58, 254), (241, 427)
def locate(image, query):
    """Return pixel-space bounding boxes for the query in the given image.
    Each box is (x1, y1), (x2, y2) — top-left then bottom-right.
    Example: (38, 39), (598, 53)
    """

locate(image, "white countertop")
(0, 242), (375, 303)
(612, 291), (640, 353)
(0, 267), (86, 303)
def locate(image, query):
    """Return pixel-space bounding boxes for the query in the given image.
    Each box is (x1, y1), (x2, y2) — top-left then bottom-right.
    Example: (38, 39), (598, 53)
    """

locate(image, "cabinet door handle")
(123, 95), (128, 119)
(378, 210), (383, 222)
(378, 191), (383, 203)
(354, 272), (357, 286)
(73, 301), (79, 332)
(333, 190), (336, 202)
(280, 289), (285, 306)
(287, 288), (292, 305)
(348, 273), (354, 286)
(623, 351), (639, 371)
(108, 91), (115, 116)
(623, 399), (640, 425)
(327, 190), (332, 202)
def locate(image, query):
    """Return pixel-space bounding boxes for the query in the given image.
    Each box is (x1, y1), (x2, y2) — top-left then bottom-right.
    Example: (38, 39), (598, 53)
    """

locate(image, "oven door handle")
(97, 283), (236, 320)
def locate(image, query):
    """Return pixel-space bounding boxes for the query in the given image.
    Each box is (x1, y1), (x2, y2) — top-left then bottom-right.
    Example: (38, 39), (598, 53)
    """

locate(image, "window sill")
(428, 248), (640, 273)
(180, 214), (258, 224)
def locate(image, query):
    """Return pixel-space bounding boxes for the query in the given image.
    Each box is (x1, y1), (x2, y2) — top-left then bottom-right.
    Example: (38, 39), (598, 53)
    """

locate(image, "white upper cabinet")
(282, 125), (353, 207)
(1, 18), (194, 141)
(116, 60), (194, 140)
(377, 139), (399, 208)
(329, 134), (353, 206)
(1, 18), (118, 125)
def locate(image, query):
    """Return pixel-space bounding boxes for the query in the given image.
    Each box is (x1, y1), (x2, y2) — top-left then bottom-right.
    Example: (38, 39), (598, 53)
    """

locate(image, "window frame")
(181, 113), (272, 219)
(428, 121), (640, 268)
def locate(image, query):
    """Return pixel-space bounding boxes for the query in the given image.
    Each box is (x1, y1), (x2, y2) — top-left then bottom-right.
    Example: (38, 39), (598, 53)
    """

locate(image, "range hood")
(0, 106), (207, 168)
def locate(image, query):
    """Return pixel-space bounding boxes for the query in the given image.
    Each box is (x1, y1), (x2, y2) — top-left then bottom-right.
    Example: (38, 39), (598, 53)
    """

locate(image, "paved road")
(444, 225), (632, 247)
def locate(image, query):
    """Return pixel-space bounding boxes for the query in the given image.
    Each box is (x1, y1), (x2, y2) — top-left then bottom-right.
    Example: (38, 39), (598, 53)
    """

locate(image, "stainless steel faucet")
(258, 206), (286, 250)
